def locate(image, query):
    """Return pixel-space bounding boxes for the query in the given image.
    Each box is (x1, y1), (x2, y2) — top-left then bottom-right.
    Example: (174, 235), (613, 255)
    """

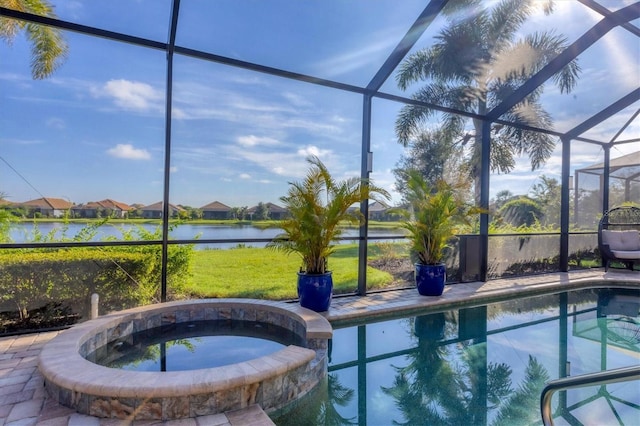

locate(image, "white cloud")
(230, 98), (292, 114)
(239, 173), (251, 179)
(158, 166), (179, 173)
(227, 75), (270, 87)
(94, 79), (163, 112)
(2, 138), (42, 145)
(107, 144), (151, 160)
(225, 143), (340, 181)
(172, 81), (346, 139)
(46, 117), (65, 130)
(0, 73), (33, 91)
(312, 27), (400, 78)
(173, 83), (287, 121)
(237, 135), (282, 147)
(282, 92), (313, 108)
(0, 72), (28, 82)
(297, 145), (331, 158)
(172, 108), (187, 119)
(282, 118), (342, 135)
(229, 149), (311, 178)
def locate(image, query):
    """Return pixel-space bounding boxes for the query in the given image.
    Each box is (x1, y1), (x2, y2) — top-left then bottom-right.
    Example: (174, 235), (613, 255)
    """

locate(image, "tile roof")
(19, 197), (74, 209)
(368, 201), (389, 212)
(200, 201), (231, 211)
(248, 202), (286, 213)
(73, 199), (132, 211)
(140, 201), (185, 211)
(96, 199), (132, 211)
(265, 202), (286, 212)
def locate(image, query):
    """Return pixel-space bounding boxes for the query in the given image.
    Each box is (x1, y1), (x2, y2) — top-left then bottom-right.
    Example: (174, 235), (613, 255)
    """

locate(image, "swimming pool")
(273, 287), (639, 425)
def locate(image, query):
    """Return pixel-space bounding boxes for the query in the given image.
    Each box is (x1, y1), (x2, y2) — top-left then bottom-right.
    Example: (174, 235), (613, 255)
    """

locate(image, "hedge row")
(0, 245), (192, 323)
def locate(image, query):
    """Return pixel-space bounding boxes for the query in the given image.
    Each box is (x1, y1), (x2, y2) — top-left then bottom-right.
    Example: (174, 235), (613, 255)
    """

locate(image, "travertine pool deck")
(0, 269), (637, 425)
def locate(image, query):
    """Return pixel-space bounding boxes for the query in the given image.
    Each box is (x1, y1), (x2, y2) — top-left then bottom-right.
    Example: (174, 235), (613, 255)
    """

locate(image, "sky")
(1, 0), (638, 209)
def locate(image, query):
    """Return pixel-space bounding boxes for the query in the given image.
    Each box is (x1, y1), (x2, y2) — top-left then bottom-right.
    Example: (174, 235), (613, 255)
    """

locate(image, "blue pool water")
(273, 287), (640, 425)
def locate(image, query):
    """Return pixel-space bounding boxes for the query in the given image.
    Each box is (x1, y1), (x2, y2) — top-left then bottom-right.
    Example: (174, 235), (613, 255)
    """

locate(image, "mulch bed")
(0, 303), (80, 336)
(368, 257), (414, 285)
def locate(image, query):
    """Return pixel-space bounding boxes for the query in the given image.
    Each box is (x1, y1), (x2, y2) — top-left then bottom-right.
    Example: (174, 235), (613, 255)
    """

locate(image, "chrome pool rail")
(540, 365), (640, 426)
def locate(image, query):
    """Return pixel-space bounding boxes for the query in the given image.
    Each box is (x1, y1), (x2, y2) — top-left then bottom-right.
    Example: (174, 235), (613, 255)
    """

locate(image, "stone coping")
(39, 298), (332, 400)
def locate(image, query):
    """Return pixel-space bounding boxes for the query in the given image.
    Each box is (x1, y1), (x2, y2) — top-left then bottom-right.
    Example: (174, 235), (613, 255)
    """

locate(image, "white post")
(91, 293), (99, 319)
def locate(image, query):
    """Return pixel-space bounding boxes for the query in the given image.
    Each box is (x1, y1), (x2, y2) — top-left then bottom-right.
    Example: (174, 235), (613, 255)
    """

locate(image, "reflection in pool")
(273, 288), (639, 425)
(88, 320), (305, 371)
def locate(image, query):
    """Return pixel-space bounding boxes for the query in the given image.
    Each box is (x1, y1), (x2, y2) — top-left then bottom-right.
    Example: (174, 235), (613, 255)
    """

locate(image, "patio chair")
(598, 206), (640, 271)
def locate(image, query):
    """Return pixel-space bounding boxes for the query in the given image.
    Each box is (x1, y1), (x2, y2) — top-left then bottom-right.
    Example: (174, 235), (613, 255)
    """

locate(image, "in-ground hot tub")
(38, 299), (332, 421)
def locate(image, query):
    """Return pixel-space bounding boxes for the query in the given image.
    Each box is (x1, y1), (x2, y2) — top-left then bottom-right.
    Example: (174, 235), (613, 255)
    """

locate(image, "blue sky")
(1, 0), (638, 208)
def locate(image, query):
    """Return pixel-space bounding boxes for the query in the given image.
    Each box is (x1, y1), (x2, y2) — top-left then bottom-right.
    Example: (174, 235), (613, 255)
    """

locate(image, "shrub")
(497, 197), (543, 227)
(0, 249), (154, 320)
(0, 221), (194, 331)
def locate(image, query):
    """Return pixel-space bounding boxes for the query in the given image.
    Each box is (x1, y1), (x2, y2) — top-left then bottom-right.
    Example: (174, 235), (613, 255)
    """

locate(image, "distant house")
(18, 197), (74, 218)
(140, 201), (185, 219)
(72, 199), (133, 219)
(248, 202), (288, 220)
(200, 201), (232, 220)
(368, 201), (389, 221)
(265, 203), (288, 220)
(347, 201), (392, 221)
(125, 203), (145, 218)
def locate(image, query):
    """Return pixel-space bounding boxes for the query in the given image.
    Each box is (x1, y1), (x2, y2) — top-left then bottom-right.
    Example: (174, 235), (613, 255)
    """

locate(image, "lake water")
(9, 222), (406, 249)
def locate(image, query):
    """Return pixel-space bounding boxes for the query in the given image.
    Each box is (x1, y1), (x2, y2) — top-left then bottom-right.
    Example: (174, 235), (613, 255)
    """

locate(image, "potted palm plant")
(268, 156), (389, 312)
(399, 171), (484, 296)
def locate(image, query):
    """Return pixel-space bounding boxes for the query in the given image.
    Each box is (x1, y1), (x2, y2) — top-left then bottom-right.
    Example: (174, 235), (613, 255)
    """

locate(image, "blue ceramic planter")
(297, 272), (333, 312)
(415, 263), (446, 296)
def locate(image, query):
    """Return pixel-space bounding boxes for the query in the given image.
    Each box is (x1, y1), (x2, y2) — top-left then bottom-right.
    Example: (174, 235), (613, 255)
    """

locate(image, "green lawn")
(187, 243), (395, 300)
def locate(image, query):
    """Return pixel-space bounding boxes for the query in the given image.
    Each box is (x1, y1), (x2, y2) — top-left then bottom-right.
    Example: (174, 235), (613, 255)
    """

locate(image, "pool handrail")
(540, 365), (640, 426)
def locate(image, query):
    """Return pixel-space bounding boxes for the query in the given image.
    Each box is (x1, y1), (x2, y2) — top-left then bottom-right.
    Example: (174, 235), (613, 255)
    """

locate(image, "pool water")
(273, 288), (639, 425)
(89, 320), (305, 371)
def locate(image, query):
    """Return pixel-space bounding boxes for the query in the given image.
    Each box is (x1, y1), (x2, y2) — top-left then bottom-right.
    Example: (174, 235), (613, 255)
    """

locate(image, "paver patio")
(0, 269), (637, 425)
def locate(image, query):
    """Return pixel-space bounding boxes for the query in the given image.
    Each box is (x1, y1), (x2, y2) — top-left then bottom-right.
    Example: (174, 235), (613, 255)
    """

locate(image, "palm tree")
(268, 155), (389, 275)
(0, 0), (68, 79)
(393, 127), (469, 201)
(395, 0), (580, 202)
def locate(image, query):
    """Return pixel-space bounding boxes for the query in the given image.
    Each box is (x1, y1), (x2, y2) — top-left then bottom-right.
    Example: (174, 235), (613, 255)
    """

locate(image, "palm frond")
(26, 22), (68, 79)
(267, 156), (390, 274)
(1, 0), (68, 79)
(0, 15), (24, 42)
(395, 104), (431, 146)
(399, 172), (484, 265)
(394, 0), (579, 203)
(487, 0), (537, 49)
(396, 49), (435, 91)
(524, 31), (580, 94)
